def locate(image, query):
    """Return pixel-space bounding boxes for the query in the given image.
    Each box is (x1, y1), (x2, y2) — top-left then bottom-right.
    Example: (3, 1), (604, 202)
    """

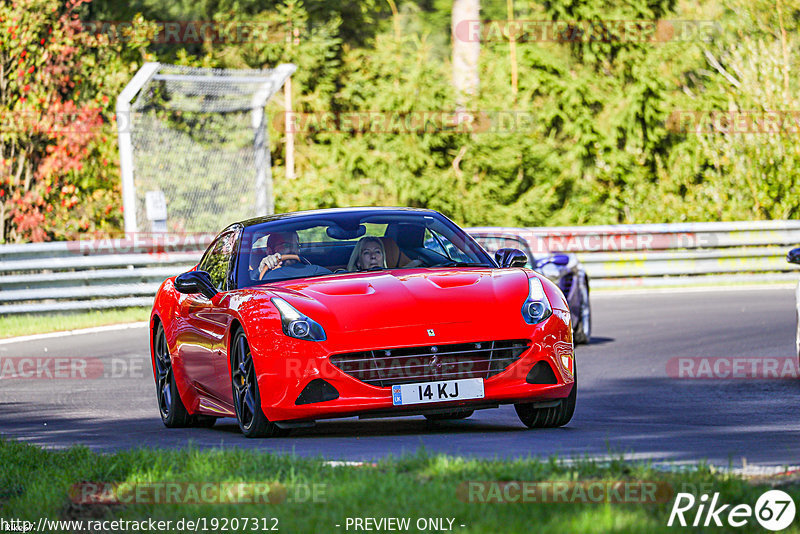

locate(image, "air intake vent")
(295, 379), (339, 405)
(526, 361), (558, 385)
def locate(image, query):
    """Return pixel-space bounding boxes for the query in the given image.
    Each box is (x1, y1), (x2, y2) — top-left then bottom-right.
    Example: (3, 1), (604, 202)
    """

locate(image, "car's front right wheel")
(515, 362), (577, 428)
(230, 329), (289, 438)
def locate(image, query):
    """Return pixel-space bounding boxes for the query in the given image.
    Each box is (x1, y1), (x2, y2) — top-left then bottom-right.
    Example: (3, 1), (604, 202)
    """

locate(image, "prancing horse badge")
(427, 329), (435, 336)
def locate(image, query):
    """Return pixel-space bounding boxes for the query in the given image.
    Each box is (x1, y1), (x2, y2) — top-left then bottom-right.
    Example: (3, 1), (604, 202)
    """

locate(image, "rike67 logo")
(668, 490), (796, 531)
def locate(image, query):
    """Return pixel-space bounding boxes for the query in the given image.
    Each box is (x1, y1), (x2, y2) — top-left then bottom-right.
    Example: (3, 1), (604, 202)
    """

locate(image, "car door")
(177, 229), (238, 404)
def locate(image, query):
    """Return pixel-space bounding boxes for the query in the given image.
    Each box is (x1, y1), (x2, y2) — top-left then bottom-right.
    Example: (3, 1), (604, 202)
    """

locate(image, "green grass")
(1, 438), (798, 533)
(0, 308), (150, 339)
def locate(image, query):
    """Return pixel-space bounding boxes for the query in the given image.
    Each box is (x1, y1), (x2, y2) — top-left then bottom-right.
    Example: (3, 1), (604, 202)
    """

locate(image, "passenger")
(258, 231), (331, 281)
(347, 236), (387, 271)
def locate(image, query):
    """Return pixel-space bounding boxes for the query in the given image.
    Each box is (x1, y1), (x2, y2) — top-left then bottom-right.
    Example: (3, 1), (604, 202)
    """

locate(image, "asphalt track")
(1, 287), (798, 468)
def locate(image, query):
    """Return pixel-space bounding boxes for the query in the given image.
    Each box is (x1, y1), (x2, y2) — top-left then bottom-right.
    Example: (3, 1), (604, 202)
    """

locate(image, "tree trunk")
(0, 200), (5, 244)
(507, 0), (518, 98)
(452, 0), (480, 104)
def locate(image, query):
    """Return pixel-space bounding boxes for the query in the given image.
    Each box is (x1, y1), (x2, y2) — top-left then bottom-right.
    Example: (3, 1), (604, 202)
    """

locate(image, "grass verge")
(1, 438), (798, 533)
(0, 308), (150, 339)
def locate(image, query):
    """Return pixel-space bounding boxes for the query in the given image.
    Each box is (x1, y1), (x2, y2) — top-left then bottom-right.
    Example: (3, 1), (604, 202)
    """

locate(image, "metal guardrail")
(0, 236), (212, 314)
(468, 220), (800, 288)
(0, 221), (798, 314)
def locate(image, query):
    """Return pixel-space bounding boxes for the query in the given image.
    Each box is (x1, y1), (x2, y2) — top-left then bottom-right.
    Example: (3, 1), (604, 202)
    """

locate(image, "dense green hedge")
(1, 0), (797, 242)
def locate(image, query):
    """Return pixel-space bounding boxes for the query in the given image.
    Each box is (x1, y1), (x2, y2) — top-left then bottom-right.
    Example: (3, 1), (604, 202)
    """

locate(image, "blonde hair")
(347, 236), (386, 271)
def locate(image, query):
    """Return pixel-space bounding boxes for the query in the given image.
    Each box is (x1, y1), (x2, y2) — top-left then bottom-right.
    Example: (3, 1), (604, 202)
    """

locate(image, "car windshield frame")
(232, 210), (497, 288)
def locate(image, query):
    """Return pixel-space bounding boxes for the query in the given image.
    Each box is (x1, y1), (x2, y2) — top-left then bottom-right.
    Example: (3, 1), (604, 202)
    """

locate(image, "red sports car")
(150, 208), (576, 437)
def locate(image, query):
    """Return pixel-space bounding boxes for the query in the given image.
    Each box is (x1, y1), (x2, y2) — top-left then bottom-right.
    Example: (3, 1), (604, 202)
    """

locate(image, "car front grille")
(329, 339), (530, 387)
(559, 273), (574, 295)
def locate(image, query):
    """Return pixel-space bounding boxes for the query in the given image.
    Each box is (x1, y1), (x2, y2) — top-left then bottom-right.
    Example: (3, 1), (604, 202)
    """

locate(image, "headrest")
(380, 236), (411, 268)
(389, 223), (425, 249)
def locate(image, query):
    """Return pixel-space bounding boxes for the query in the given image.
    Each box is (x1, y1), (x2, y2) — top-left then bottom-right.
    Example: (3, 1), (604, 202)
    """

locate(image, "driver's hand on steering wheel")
(259, 253), (283, 272)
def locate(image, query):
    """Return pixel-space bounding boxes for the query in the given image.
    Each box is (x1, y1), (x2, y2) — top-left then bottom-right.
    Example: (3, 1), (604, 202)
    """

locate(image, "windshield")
(235, 210), (495, 287)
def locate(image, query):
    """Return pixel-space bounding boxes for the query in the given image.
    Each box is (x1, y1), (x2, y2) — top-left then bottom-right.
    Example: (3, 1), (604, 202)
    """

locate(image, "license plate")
(391, 378), (484, 406)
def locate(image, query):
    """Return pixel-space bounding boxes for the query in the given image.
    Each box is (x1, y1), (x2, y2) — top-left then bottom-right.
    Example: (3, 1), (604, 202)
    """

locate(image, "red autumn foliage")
(0, 0), (124, 242)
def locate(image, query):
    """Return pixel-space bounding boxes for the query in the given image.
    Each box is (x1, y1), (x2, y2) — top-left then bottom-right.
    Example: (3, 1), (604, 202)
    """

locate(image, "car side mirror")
(175, 270), (218, 299)
(495, 248), (528, 268)
(551, 254), (570, 266)
(789, 247), (800, 265)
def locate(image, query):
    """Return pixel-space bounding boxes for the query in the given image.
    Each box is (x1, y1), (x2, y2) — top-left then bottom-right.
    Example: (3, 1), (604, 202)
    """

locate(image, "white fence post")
(116, 62), (161, 237)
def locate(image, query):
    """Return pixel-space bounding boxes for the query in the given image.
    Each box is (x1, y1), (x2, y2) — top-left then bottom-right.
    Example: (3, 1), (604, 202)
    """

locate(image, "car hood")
(265, 268), (530, 333)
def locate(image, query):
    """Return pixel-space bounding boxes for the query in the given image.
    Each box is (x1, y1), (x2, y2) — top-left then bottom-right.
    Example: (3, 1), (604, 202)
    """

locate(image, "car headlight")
(271, 297), (327, 341)
(522, 277), (552, 325)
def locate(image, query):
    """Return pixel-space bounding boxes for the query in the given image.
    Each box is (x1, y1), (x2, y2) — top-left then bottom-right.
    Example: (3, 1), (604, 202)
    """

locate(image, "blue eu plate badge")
(392, 385), (403, 405)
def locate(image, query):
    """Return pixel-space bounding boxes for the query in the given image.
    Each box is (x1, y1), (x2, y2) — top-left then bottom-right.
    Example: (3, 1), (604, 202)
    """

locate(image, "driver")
(258, 231), (331, 281)
(347, 236), (386, 271)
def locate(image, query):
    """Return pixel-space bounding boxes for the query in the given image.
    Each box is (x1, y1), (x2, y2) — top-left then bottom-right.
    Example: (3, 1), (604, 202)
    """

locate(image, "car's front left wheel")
(231, 329), (289, 438)
(515, 361), (577, 428)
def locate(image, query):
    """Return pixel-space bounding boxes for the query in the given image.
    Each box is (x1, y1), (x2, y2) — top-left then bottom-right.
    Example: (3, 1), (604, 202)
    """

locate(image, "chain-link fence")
(117, 63), (295, 234)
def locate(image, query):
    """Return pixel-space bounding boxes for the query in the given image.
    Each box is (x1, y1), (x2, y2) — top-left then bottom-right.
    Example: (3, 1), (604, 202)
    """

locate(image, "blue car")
(789, 247), (800, 363)
(469, 229), (591, 344)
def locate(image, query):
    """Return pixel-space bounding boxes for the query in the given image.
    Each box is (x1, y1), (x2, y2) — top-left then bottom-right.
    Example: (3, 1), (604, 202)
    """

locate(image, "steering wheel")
(258, 253), (312, 280)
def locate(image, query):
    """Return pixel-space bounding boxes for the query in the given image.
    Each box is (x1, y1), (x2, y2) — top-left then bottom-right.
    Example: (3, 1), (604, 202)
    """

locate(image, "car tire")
(572, 275), (591, 345)
(154, 322), (194, 428)
(231, 329), (289, 438)
(515, 361), (577, 428)
(424, 410), (474, 421)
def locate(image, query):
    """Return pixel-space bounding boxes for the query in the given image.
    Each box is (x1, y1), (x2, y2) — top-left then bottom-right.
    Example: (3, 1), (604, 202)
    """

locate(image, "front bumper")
(252, 311), (575, 423)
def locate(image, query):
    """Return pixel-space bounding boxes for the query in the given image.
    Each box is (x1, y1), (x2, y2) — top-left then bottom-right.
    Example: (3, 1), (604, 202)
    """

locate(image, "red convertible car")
(150, 208), (576, 437)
